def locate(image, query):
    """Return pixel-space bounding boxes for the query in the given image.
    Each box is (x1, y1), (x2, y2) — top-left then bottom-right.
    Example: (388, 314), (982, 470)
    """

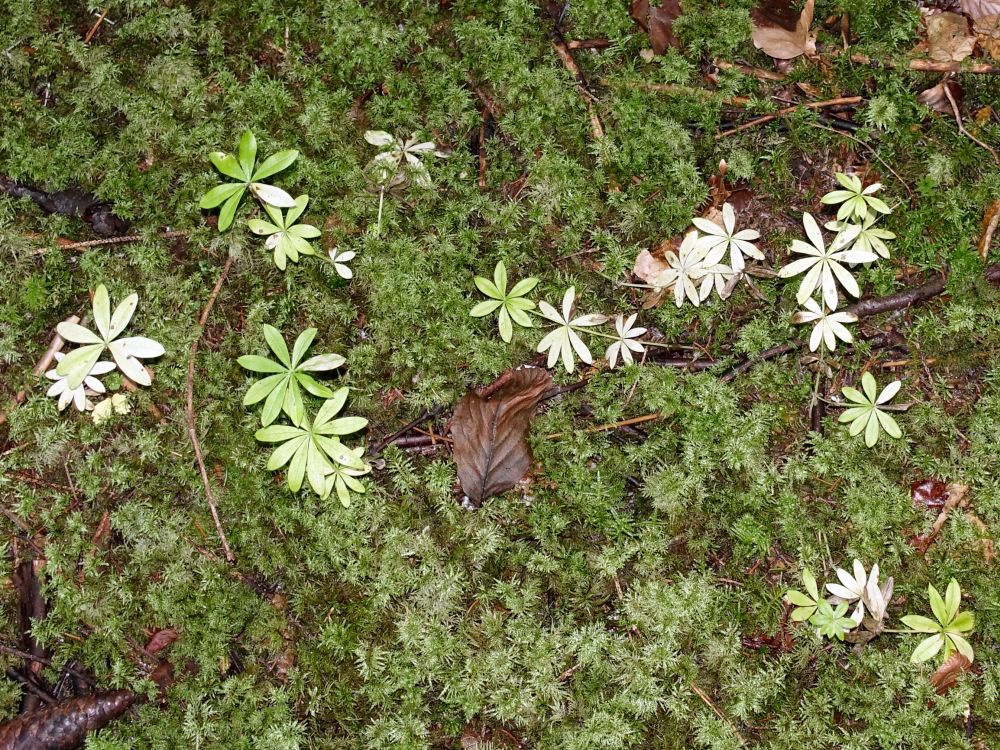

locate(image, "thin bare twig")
(802, 121), (912, 196)
(83, 7), (109, 43)
(186, 255), (235, 563)
(0, 644), (95, 685)
(36, 229), (187, 255)
(715, 96), (864, 139)
(943, 81), (999, 163)
(690, 682), (745, 744)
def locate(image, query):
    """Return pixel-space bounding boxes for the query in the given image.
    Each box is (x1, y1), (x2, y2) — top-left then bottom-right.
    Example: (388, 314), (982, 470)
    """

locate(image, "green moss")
(1, 0), (1000, 747)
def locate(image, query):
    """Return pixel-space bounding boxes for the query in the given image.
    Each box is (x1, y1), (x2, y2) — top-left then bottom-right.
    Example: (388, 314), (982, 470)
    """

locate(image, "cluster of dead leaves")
(921, 1), (1000, 63)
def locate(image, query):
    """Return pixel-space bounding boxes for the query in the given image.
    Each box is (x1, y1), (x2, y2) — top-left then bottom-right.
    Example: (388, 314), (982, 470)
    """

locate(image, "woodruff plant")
(786, 566), (975, 665)
(239, 325), (370, 505)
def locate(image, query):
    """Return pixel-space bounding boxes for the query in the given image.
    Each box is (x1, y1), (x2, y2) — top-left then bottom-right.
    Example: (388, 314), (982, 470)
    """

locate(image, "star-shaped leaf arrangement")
(238, 325), (346, 426)
(902, 579), (975, 664)
(247, 195), (322, 271)
(820, 172), (892, 222)
(254, 389), (368, 497)
(199, 130), (299, 231)
(777, 212), (876, 310)
(791, 298), (857, 352)
(470, 261), (539, 343)
(838, 372), (906, 447)
(691, 202), (763, 272)
(810, 599), (859, 641)
(322, 445), (371, 508)
(536, 287), (608, 373)
(56, 284), (165, 389)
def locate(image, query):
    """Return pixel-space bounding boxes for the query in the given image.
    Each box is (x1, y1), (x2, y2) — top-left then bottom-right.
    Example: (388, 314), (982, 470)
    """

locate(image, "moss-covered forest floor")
(2, 0), (1000, 747)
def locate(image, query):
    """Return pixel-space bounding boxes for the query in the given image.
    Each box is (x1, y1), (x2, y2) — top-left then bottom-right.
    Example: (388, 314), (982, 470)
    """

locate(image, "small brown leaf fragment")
(918, 80), (964, 114)
(0, 691), (135, 750)
(978, 198), (1000, 261)
(751, 0), (816, 60)
(925, 12), (977, 63)
(975, 14), (1000, 58)
(450, 368), (553, 505)
(633, 248), (669, 284)
(911, 478), (950, 508)
(144, 628), (179, 656)
(631, 0), (683, 55)
(931, 653), (972, 694)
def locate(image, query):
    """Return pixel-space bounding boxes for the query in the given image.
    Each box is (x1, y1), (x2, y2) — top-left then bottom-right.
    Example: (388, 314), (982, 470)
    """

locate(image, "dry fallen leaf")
(631, 0), (683, 55)
(930, 652), (972, 694)
(960, 0), (1000, 20)
(633, 248), (669, 284)
(925, 12), (976, 62)
(917, 80), (963, 115)
(450, 367), (552, 505)
(144, 628), (179, 656)
(974, 14), (1000, 58)
(911, 478), (950, 508)
(751, 0), (816, 60)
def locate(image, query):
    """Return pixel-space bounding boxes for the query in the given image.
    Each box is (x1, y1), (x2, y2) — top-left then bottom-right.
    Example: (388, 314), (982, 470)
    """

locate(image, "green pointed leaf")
(901, 615), (941, 633)
(252, 149), (299, 181)
(260, 376), (288, 426)
(238, 355), (286, 374)
(243, 373), (284, 406)
(290, 327), (317, 367)
(238, 130), (257, 177)
(217, 190), (243, 231)
(295, 372), (336, 398)
(199, 182), (244, 209)
(262, 325), (291, 367)
(949, 610), (975, 633)
(266, 435), (306, 470)
(254, 424), (305, 442)
(910, 634), (944, 663)
(210, 151), (248, 181)
(944, 579), (961, 623)
(928, 584), (949, 626)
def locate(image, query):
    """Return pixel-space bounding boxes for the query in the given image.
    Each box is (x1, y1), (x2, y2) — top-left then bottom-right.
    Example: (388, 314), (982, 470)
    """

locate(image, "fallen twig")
(547, 411), (663, 439)
(36, 229), (187, 255)
(942, 81), (998, 164)
(713, 59), (785, 81)
(550, 33), (606, 141)
(843, 52), (1000, 75)
(690, 681), (745, 745)
(715, 96), (864, 139)
(369, 405), (448, 456)
(0, 644), (95, 686)
(186, 255), (235, 563)
(83, 6), (110, 43)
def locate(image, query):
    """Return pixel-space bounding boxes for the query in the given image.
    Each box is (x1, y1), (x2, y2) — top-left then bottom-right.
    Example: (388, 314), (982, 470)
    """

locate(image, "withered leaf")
(960, 0), (1000, 20)
(925, 12), (976, 62)
(450, 367), (552, 505)
(631, 0), (683, 55)
(633, 248), (669, 284)
(975, 14), (1000, 59)
(979, 197), (1000, 261)
(0, 691), (135, 749)
(917, 80), (963, 114)
(911, 478), (950, 508)
(751, 0), (816, 59)
(144, 628), (179, 656)
(930, 652), (972, 694)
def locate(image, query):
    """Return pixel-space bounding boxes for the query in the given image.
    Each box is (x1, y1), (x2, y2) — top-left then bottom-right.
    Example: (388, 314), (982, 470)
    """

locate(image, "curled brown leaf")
(930, 652), (972, 694)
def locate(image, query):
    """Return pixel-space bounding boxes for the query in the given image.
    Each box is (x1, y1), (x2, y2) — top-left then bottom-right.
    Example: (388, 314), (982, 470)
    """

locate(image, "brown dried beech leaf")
(450, 367), (552, 505)
(925, 12), (976, 62)
(751, 0), (816, 60)
(960, 0), (1000, 20)
(930, 652), (973, 694)
(633, 248), (669, 284)
(631, 0), (683, 55)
